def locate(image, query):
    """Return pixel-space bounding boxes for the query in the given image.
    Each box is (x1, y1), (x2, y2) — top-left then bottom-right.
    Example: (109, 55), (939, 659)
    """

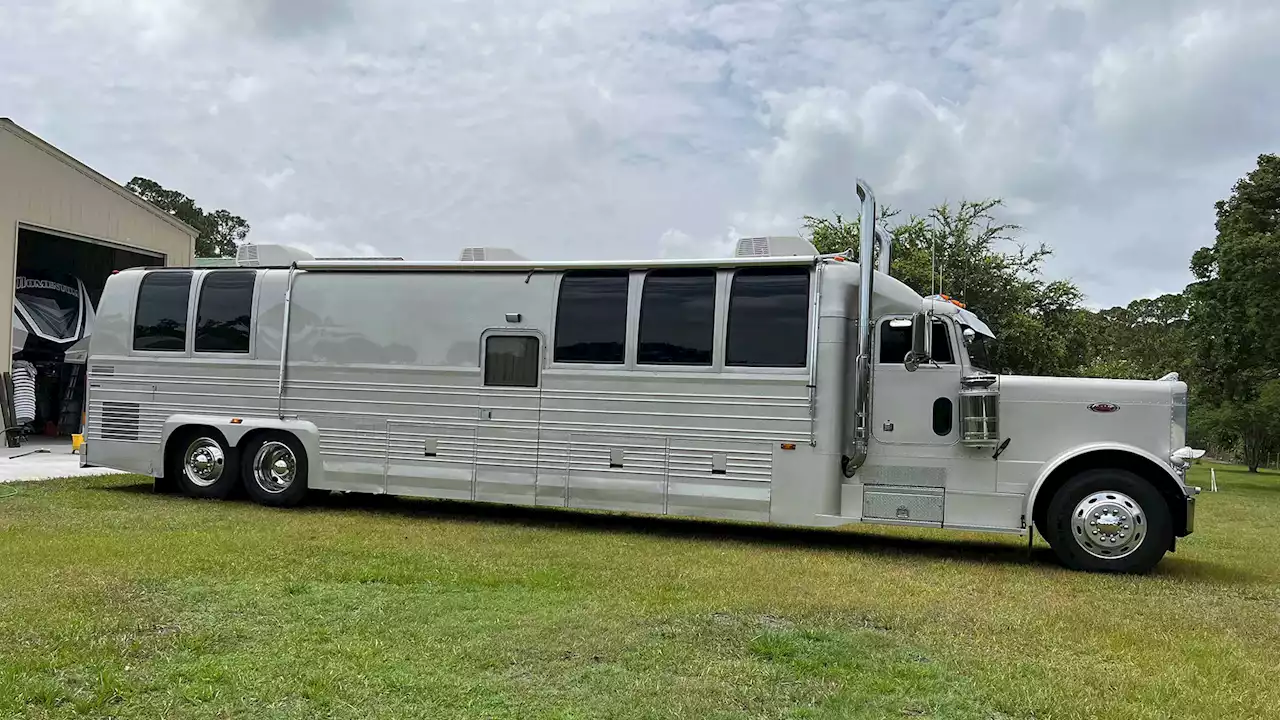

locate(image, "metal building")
(0, 118), (197, 436)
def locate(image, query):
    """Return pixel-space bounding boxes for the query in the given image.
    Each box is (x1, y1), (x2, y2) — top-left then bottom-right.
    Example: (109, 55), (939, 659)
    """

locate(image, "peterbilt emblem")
(1088, 402), (1120, 413)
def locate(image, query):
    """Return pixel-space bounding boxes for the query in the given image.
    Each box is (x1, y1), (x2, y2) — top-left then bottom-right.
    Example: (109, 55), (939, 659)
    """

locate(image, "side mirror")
(905, 311), (932, 372)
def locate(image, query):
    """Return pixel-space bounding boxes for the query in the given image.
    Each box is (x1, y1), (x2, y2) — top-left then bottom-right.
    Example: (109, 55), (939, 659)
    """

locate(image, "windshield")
(965, 329), (996, 373)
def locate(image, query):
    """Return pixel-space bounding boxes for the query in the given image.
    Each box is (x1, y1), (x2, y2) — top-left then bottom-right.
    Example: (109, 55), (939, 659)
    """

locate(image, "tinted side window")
(134, 271), (192, 351)
(554, 271), (628, 363)
(485, 336), (540, 387)
(726, 267), (810, 368)
(879, 321), (912, 364)
(637, 269), (715, 366)
(195, 271), (256, 353)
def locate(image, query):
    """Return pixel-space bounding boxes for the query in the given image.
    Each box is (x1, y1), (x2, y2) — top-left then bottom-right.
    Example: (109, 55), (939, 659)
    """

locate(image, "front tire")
(167, 431), (238, 499)
(240, 432), (309, 507)
(1044, 469), (1172, 574)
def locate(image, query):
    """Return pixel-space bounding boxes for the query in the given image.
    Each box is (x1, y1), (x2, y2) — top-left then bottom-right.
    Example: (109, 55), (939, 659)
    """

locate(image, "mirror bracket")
(904, 311), (933, 371)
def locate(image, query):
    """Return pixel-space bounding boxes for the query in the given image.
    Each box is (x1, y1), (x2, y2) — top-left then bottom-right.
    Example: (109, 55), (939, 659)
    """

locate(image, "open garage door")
(13, 226), (164, 437)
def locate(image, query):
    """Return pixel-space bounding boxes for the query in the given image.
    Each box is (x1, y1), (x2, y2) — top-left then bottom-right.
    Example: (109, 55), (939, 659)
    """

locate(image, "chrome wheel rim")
(183, 437), (225, 487)
(253, 441), (297, 495)
(1070, 490), (1145, 559)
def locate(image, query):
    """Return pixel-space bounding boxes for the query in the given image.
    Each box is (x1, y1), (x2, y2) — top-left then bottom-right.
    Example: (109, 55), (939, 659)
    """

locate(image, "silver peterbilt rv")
(84, 181), (1202, 573)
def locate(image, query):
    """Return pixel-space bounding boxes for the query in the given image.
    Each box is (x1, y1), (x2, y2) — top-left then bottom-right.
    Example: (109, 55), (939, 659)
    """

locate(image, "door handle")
(480, 409), (493, 420)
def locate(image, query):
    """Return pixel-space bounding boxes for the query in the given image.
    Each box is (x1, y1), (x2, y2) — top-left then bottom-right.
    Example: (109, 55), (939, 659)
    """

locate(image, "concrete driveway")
(0, 438), (128, 484)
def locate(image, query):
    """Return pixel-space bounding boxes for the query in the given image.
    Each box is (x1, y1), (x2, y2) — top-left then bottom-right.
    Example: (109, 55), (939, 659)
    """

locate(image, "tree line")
(129, 156), (1280, 470)
(805, 154), (1280, 472)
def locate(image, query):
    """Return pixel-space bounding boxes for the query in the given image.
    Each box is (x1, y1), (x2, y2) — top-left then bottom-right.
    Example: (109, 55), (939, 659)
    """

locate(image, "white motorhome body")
(84, 185), (1200, 573)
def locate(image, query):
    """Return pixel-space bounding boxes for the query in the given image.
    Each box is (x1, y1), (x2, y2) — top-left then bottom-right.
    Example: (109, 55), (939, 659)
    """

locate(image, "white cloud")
(264, 212), (325, 236)
(257, 167), (295, 191)
(227, 75), (266, 104)
(5, 0), (1277, 307)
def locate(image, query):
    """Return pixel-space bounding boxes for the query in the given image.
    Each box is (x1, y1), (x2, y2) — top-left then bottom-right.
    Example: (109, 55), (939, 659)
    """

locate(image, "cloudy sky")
(2, 0), (1276, 307)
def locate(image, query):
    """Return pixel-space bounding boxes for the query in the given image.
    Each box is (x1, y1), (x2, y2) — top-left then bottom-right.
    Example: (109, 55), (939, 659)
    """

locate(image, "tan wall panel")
(1, 125), (197, 373)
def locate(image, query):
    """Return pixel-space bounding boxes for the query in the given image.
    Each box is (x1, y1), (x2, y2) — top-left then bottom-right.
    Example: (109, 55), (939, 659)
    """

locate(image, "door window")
(485, 336), (540, 387)
(878, 318), (954, 364)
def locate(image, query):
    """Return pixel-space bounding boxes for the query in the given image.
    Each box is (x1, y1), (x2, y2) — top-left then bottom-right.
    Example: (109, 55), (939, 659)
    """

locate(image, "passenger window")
(554, 271), (628, 364)
(637, 269), (715, 366)
(195, 271), (256, 353)
(485, 336), (540, 387)
(933, 397), (953, 436)
(878, 319), (955, 365)
(133, 271), (193, 352)
(726, 267), (810, 368)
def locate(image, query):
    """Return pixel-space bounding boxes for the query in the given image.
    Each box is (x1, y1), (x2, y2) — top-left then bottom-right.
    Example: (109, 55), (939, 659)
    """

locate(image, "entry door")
(474, 332), (542, 505)
(871, 317), (962, 447)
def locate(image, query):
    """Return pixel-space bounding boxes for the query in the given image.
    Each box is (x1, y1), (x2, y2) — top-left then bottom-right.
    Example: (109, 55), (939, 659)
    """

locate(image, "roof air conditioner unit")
(734, 236), (818, 258)
(236, 243), (315, 267)
(459, 247), (528, 261)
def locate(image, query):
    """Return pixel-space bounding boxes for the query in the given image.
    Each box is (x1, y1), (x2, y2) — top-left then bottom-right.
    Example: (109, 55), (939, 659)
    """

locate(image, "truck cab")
(854, 285), (1199, 573)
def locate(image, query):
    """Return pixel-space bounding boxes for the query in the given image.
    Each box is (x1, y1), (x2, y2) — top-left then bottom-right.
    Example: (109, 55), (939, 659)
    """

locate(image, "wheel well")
(164, 425), (229, 457)
(1032, 450), (1187, 538)
(235, 427), (296, 452)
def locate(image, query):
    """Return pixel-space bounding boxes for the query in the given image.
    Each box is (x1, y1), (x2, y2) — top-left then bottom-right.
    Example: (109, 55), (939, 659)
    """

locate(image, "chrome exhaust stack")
(843, 179), (878, 477)
(876, 227), (892, 274)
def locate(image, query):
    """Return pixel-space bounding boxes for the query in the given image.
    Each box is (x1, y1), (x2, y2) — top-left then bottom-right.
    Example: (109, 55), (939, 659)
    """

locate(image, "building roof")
(0, 118), (200, 238)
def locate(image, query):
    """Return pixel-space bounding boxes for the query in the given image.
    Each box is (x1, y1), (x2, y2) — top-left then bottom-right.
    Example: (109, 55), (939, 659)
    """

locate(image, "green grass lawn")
(1, 465), (1276, 719)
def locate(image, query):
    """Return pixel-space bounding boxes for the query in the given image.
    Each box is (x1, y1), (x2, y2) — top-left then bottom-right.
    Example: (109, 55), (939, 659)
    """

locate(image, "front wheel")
(1044, 469), (1173, 574)
(240, 432), (309, 507)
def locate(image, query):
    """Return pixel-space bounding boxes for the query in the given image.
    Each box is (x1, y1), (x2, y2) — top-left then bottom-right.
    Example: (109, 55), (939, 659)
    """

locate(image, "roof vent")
(235, 243), (315, 267)
(459, 247), (528, 261)
(734, 236), (817, 258)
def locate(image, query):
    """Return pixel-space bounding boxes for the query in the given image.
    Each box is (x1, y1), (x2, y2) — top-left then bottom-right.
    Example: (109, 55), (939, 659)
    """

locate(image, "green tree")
(803, 199), (1088, 376)
(1187, 154), (1280, 470)
(126, 177), (250, 258)
(1085, 293), (1192, 381)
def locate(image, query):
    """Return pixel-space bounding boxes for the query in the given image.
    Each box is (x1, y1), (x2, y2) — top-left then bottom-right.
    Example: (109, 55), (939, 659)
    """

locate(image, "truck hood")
(997, 374), (1182, 406)
(995, 374), (1186, 467)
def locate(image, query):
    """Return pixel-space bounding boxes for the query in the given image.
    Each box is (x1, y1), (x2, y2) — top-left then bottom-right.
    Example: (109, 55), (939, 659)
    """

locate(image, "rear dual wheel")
(168, 431), (238, 499)
(240, 431), (309, 507)
(166, 429), (309, 507)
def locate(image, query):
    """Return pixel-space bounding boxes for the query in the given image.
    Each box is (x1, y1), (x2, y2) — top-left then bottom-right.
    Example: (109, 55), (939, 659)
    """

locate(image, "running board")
(813, 514), (1028, 536)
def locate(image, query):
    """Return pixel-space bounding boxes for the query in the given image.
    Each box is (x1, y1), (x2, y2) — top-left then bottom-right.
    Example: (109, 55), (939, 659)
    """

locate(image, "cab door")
(871, 316), (963, 448)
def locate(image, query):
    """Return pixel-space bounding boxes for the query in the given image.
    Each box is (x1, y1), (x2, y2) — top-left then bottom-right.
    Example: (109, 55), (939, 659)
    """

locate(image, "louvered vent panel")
(99, 402), (141, 441)
(735, 237), (771, 257)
